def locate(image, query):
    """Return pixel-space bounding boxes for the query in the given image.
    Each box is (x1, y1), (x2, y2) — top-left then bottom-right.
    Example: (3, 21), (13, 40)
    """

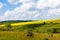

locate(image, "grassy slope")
(10, 19), (60, 32)
(0, 19), (60, 31)
(11, 19), (60, 26)
(0, 19), (60, 40)
(0, 31), (60, 40)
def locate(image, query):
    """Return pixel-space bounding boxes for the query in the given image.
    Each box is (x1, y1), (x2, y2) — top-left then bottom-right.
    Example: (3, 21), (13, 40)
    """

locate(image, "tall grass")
(0, 31), (60, 40)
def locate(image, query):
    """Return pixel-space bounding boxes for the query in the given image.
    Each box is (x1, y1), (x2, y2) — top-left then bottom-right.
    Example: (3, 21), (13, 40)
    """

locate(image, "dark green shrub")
(44, 38), (48, 40)
(4, 23), (13, 31)
(0, 27), (9, 31)
(23, 23), (44, 29)
(43, 22), (46, 24)
(53, 28), (57, 33)
(27, 30), (34, 37)
(53, 28), (60, 33)
(5, 23), (12, 29)
(47, 28), (60, 33)
(50, 22), (53, 24)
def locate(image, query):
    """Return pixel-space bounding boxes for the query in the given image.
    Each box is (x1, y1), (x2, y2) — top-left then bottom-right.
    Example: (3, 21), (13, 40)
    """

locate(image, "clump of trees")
(44, 38), (48, 40)
(24, 24), (41, 29)
(43, 22), (46, 24)
(47, 28), (60, 33)
(53, 28), (60, 33)
(0, 23), (12, 31)
(5, 23), (12, 29)
(4, 23), (13, 31)
(27, 30), (34, 37)
(53, 28), (57, 33)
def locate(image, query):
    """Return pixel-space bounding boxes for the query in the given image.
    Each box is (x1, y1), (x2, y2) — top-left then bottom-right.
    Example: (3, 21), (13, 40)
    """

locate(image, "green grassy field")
(0, 19), (60, 40)
(0, 31), (60, 40)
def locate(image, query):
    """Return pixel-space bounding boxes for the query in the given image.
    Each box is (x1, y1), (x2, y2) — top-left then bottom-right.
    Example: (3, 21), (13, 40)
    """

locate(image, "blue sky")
(0, 0), (60, 21)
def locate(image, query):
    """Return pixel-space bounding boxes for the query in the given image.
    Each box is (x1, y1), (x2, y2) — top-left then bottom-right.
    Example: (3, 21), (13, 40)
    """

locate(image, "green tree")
(5, 23), (12, 30)
(53, 28), (57, 33)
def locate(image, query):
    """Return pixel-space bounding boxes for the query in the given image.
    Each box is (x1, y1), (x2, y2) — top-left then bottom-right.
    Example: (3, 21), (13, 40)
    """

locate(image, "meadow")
(0, 19), (60, 40)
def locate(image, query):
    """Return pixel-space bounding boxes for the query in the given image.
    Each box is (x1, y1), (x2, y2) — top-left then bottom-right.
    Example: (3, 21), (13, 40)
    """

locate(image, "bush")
(53, 28), (57, 33)
(50, 22), (53, 24)
(5, 23), (12, 29)
(47, 28), (60, 33)
(43, 22), (46, 24)
(44, 38), (48, 40)
(23, 23), (44, 29)
(27, 30), (34, 37)
(0, 27), (9, 31)
(4, 23), (13, 31)
(53, 28), (60, 33)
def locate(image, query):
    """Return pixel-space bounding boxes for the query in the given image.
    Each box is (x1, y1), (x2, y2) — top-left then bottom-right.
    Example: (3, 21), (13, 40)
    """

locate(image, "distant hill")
(0, 20), (33, 25)
(0, 19), (60, 40)
(0, 19), (60, 33)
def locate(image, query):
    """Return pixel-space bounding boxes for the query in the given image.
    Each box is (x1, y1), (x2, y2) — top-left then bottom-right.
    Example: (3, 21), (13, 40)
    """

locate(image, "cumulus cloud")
(0, 2), (3, 9)
(34, 13), (40, 17)
(8, 0), (19, 5)
(37, 0), (60, 9)
(48, 8), (60, 16)
(8, 0), (38, 5)
(0, 0), (60, 21)
(8, 0), (60, 8)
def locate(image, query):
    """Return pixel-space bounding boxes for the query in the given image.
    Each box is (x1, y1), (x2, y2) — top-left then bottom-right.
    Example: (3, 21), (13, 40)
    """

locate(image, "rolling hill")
(0, 19), (60, 40)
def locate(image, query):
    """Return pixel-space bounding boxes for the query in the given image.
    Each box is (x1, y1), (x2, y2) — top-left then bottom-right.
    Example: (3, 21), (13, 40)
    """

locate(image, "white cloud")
(7, 0), (60, 9)
(8, 0), (37, 5)
(27, 10), (37, 15)
(0, 10), (12, 21)
(0, 2), (3, 9)
(0, 16), (5, 21)
(48, 8), (60, 15)
(19, 0), (31, 3)
(0, 0), (60, 21)
(0, 9), (27, 21)
(8, 0), (19, 5)
(34, 13), (39, 17)
(21, 14), (26, 17)
(37, 0), (60, 9)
